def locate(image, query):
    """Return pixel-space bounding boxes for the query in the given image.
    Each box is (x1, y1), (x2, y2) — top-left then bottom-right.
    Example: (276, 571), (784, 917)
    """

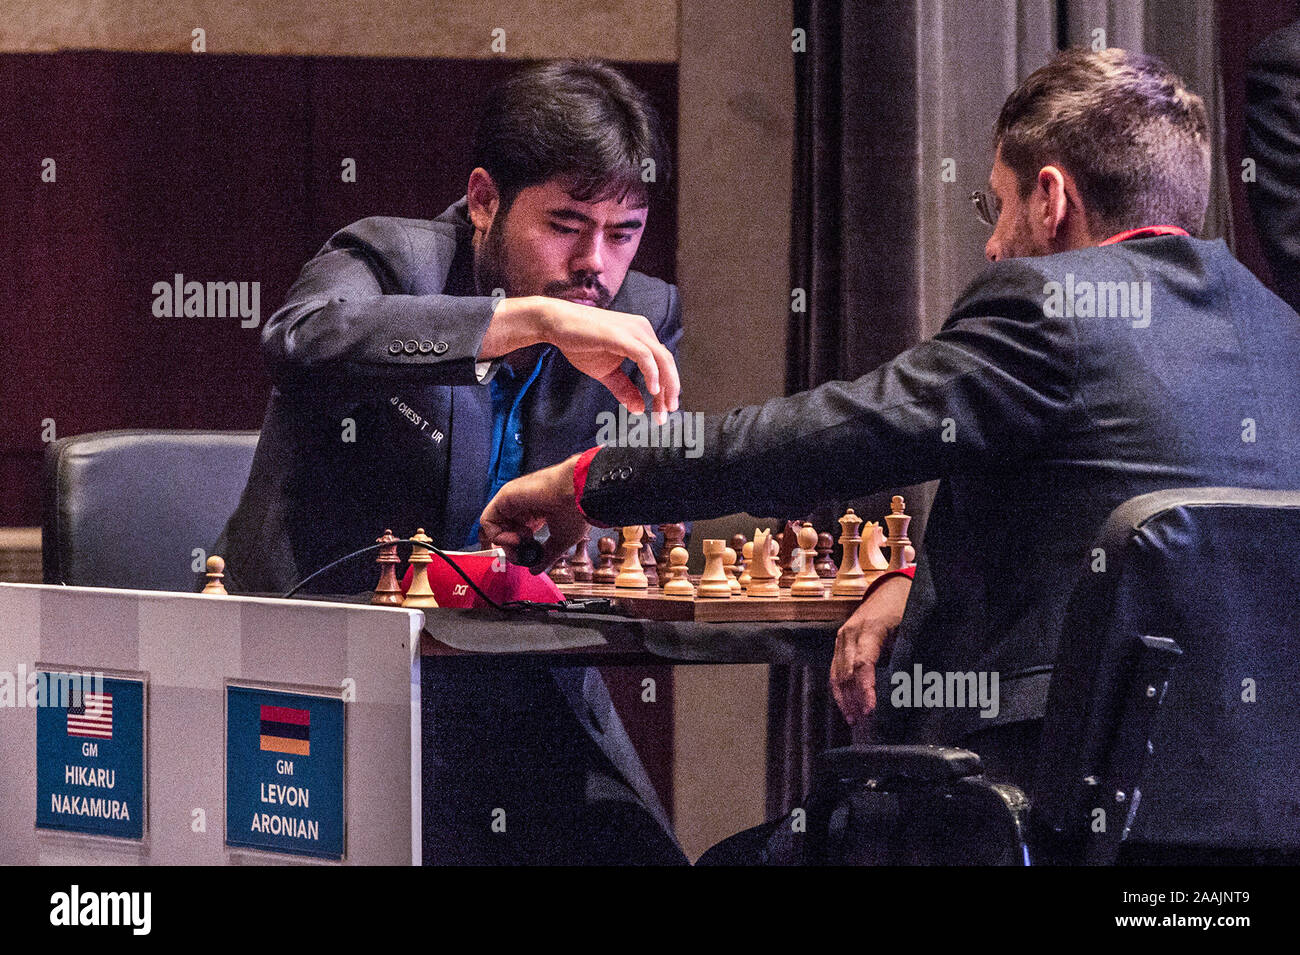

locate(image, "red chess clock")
(399, 550), (563, 607)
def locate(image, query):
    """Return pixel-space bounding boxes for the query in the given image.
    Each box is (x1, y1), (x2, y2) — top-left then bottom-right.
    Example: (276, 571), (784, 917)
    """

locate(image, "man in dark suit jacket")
(215, 61), (687, 864)
(1247, 18), (1300, 314)
(481, 49), (1300, 804)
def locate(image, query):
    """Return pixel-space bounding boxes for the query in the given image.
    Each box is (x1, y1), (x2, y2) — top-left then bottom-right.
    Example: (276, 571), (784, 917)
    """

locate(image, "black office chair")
(803, 487), (1300, 865)
(42, 429), (259, 592)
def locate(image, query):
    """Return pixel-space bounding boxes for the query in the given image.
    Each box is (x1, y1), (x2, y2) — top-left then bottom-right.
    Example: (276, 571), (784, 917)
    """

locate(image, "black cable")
(280, 537), (570, 613)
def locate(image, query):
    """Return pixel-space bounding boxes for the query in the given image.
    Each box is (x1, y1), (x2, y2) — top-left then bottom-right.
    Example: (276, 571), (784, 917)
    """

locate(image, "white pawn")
(739, 540), (754, 590)
(791, 524), (826, 596)
(724, 546), (742, 593)
(615, 525), (649, 588)
(663, 546), (695, 597)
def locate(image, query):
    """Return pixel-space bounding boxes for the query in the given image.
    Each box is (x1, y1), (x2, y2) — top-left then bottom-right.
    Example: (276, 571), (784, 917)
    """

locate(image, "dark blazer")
(215, 199), (684, 862)
(1247, 18), (1300, 314)
(579, 236), (1300, 745)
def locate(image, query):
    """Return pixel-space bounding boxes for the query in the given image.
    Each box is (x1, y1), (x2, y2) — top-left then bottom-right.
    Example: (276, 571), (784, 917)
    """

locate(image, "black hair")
(471, 59), (670, 212)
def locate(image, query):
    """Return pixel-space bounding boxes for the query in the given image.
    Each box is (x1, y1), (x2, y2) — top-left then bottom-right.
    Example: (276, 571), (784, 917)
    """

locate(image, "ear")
(466, 168), (499, 234)
(1035, 165), (1069, 240)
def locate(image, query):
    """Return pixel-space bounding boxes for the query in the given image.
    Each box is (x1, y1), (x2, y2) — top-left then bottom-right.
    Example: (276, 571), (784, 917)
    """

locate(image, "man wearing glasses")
(480, 47), (1300, 807)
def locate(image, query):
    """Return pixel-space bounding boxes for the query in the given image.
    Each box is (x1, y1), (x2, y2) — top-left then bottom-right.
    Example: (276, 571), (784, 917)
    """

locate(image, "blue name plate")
(36, 672), (146, 840)
(226, 685), (345, 859)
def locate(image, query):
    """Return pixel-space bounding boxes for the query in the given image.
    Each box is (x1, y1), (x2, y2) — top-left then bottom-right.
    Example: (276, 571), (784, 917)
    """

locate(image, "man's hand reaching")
(479, 454), (587, 572)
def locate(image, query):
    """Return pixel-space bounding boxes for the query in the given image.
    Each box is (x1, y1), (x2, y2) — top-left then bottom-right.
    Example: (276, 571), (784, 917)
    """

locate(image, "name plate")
(36, 671), (146, 840)
(225, 685), (345, 859)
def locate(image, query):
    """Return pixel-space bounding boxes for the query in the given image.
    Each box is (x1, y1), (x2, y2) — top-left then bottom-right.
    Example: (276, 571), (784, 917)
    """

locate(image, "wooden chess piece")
(791, 524), (827, 596)
(739, 540), (754, 590)
(201, 555), (228, 595)
(615, 525), (649, 588)
(593, 536), (618, 584)
(730, 534), (747, 575)
(724, 546), (742, 593)
(372, 529), (405, 606)
(747, 528), (780, 597)
(832, 510), (868, 597)
(777, 522), (800, 588)
(698, 539), (732, 597)
(860, 520), (890, 571)
(657, 523), (686, 581)
(639, 525), (659, 588)
(663, 546), (695, 597)
(885, 495), (914, 571)
(815, 532), (836, 578)
(570, 528), (593, 583)
(548, 546), (575, 584)
(403, 528), (440, 608)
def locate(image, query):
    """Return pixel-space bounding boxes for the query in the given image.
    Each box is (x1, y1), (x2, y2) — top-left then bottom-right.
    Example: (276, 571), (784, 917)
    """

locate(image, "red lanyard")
(1098, 225), (1190, 245)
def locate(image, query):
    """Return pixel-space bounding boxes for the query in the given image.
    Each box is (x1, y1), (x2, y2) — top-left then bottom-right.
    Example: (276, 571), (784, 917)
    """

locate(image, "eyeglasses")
(970, 189), (1001, 228)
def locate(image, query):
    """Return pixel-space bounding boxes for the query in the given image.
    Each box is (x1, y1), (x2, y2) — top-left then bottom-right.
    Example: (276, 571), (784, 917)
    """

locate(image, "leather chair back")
(42, 430), (258, 591)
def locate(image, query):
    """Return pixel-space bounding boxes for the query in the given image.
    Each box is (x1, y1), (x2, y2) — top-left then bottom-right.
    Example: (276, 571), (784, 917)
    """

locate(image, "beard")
(474, 217), (614, 308)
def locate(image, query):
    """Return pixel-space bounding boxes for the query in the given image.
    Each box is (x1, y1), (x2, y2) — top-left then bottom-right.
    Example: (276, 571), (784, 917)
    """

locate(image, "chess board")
(557, 577), (882, 624)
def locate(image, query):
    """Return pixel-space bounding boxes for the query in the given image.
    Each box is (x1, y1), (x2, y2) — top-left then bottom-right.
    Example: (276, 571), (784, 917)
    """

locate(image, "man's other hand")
(830, 574), (913, 725)
(479, 454), (587, 572)
(481, 296), (680, 423)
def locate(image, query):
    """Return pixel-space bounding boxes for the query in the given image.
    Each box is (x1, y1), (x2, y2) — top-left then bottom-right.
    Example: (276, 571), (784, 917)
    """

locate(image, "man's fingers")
(651, 338), (681, 413)
(623, 340), (661, 399)
(601, 369), (647, 414)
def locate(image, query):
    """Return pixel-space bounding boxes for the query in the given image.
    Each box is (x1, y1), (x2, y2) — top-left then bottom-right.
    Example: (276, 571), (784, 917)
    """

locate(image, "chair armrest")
(815, 744), (983, 786)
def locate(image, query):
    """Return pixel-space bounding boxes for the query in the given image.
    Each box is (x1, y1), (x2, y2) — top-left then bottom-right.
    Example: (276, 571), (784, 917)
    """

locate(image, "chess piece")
(593, 536), (618, 584)
(570, 528), (594, 582)
(747, 528), (780, 597)
(885, 495), (914, 571)
(724, 546), (742, 593)
(403, 528), (440, 608)
(201, 555), (228, 595)
(778, 520), (801, 588)
(815, 532), (836, 578)
(615, 525), (649, 588)
(738, 540), (754, 590)
(639, 525), (659, 588)
(548, 547), (575, 584)
(860, 521), (890, 571)
(832, 510), (868, 597)
(658, 523), (686, 581)
(791, 524), (827, 596)
(662, 546), (695, 597)
(698, 539), (732, 597)
(730, 534), (747, 574)
(371, 529), (405, 606)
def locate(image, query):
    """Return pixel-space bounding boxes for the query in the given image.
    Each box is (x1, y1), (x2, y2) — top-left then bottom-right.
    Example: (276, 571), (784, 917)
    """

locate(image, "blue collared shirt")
(464, 351), (549, 547)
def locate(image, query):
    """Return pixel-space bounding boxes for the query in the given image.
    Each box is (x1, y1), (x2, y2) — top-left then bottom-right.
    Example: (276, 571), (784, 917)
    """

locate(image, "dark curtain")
(771, 0), (927, 818)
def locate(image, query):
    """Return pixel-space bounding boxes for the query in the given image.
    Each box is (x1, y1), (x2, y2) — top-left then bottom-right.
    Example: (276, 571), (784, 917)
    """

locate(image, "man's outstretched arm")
(480, 262), (1077, 567)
